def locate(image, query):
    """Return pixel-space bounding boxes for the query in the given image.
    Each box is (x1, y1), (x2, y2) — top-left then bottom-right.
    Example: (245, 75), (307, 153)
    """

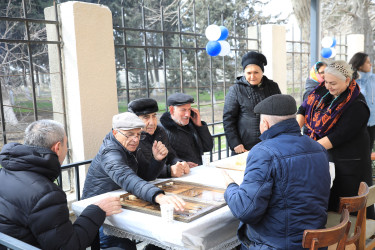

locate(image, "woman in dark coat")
(297, 60), (374, 219)
(223, 51), (281, 154)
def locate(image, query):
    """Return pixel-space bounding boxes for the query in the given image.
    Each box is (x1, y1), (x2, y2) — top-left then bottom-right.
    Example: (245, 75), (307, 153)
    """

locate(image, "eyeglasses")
(116, 130), (146, 140)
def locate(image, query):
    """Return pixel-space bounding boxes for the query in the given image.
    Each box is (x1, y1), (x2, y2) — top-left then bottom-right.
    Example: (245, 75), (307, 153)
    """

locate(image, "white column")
(45, 2), (118, 179)
(347, 34), (364, 62)
(259, 25), (287, 94)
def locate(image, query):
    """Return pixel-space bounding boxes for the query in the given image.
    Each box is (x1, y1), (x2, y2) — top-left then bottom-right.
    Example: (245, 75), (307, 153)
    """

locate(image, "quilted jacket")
(0, 143), (105, 249)
(225, 119), (331, 249)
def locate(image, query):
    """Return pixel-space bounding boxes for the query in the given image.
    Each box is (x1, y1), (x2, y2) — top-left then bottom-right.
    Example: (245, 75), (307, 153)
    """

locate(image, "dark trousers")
(368, 125), (375, 152)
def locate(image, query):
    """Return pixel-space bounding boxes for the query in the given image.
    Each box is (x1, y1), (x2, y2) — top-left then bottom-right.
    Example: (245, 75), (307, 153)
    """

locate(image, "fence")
(0, 0), (68, 152)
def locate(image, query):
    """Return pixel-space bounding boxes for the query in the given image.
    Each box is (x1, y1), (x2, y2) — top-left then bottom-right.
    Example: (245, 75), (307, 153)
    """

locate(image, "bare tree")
(291, 0), (375, 58)
(0, 0), (48, 125)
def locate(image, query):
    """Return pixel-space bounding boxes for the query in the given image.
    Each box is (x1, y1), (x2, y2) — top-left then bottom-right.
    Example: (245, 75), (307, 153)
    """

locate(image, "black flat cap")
(254, 94), (297, 116)
(241, 51), (267, 71)
(167, 93), (194, 106)
(128, 98), (158, 116)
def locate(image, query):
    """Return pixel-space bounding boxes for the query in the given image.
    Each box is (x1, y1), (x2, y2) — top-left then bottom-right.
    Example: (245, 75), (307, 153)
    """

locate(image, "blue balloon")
(331, 37), (336, 47)
(218, 26), (229, 41)
(321, 48), (332, 58)
(206, 41), (221, 56)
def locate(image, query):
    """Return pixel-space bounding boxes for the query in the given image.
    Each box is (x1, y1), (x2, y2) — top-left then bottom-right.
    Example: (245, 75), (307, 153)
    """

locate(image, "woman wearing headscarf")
(297, 60), (374, 218)
(302, 61), (327, 101)
(349, 52), (375, 152)
(223, 51), (281, 155)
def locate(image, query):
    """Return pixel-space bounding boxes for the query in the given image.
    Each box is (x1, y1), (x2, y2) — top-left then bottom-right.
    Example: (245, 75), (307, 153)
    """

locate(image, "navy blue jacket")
(82, 131), (164, 202)
(225, 119), (330, 249)
(0, 143), (105, 249)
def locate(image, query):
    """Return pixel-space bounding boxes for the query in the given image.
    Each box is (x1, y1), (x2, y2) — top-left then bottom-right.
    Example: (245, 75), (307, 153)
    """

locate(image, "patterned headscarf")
(309, 62), (325, 84)
(301, 79), (360, 140)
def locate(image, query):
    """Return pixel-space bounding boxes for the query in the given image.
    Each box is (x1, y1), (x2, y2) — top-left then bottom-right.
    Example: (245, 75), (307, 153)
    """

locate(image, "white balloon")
(205, 25), (221, 41)
(321, 37), (334, 48)
(329, 48), (336, 58)
(218, 41), (231, 56)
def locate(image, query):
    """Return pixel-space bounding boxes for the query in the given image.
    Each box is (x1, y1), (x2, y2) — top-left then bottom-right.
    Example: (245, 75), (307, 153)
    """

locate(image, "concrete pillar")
(347, 34), (364, 62)
(45, 2), (118, 189)
(260, 25), (287, 94)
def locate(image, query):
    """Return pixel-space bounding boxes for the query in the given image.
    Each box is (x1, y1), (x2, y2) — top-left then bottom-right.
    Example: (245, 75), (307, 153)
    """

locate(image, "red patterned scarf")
(301, 79), (360, 140)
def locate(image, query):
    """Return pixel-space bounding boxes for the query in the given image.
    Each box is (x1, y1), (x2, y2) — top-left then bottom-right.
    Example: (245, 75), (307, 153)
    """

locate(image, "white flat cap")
(112, 112), (145, 130)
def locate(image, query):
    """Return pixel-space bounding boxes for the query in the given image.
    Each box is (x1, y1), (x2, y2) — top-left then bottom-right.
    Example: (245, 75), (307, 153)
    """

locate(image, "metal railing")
(59, 132), (230, 201)
(0, 232), (40, 250)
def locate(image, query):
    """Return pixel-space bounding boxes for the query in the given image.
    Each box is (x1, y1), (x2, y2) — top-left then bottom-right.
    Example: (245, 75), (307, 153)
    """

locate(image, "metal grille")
(111, 1), (260, 158)
(0, 0), (67, 151)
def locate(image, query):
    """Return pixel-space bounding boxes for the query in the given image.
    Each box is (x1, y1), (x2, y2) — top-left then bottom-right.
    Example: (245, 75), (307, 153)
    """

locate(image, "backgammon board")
(120, 180), (226, 223)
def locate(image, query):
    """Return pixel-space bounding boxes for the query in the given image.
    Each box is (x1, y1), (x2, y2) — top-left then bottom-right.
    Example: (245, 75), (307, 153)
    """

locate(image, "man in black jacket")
(128, 98), (190, 177)
(160, 93), (213, 167)
(0, 120), (122, 250)
(82, 112), (185, 249)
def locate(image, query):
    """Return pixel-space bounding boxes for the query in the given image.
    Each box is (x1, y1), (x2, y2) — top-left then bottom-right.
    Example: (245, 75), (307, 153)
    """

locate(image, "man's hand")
(152, 141), (168, 161)
(155, 194), (185, 211)
(171, 162), (190, 177)
(221, 170), (235, 187)
(94, 196), (122, 216)
(234, 144), (248, 154)
(190, 108), (202, 127)
(187, 161), (198, 168)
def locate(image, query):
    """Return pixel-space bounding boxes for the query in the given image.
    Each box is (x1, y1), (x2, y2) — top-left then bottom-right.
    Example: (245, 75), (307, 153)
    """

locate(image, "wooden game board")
(120, 180), (226, 223)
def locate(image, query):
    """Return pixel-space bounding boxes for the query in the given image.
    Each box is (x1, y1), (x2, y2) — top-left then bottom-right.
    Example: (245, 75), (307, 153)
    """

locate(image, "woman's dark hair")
(316, 62), (327, 71)
(349, 52), (369, 79)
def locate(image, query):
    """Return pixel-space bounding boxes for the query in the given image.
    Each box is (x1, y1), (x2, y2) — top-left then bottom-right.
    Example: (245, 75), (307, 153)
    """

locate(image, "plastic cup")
(202, 154), (211, 167)
(160, 204), (174, 223)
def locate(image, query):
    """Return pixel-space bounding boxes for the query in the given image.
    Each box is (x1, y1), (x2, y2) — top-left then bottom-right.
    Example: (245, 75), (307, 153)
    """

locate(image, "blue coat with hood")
(225, 119), (330, 249)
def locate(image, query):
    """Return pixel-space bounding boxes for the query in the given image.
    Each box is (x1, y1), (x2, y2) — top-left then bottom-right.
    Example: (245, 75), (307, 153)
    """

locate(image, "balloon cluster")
(205, 25), (231, 57)
(321, 37), (337, 58)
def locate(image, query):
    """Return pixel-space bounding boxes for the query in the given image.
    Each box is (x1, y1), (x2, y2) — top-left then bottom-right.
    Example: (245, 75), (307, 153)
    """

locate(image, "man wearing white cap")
(82, 112), (185, 249)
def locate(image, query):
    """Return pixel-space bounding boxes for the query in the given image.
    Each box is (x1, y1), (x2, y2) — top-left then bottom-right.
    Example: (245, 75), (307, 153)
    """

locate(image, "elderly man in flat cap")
(222, 94), (330, 249)
(82, 112), (185, 249)
(160, 93), (213, 167)
(128, 98), (190, 178)
(223, 51), (281, 155)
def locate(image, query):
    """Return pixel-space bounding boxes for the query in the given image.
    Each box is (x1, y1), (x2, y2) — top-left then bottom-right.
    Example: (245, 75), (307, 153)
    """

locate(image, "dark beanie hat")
(254, 94), (297, 116)
(128, 98), (158, 116)
(241, 51), (267, 72)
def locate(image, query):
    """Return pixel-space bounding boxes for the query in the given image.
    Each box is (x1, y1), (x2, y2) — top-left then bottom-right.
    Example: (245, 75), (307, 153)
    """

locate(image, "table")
(72, 155), (246, 250)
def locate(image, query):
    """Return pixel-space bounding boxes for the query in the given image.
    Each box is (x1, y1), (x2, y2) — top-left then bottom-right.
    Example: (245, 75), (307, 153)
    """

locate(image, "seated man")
(0, 120), (122, 250)
(82, 112), (185, 249)
(128, 98), (190, 177)
(160, 93), (213, 167)
(222, 94), (330, 249)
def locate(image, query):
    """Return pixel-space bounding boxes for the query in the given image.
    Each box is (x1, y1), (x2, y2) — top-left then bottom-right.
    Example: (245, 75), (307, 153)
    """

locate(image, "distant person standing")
(223, 51), (281, 155)
(302, 61), (327, 101)
(350, 52), (375, 151)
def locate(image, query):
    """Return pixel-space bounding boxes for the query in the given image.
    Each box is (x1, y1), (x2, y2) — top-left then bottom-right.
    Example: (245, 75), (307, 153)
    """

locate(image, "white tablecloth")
(72, 158), (246, 250)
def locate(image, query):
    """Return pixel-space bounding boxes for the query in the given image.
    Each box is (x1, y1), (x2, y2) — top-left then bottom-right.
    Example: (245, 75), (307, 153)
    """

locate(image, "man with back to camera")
(0, 120), (122, 250)
(82, 112), (185, 249)
(160, 93), (213, 167)
(222, 94), (331, 249)
(128, 98), (190, 177)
